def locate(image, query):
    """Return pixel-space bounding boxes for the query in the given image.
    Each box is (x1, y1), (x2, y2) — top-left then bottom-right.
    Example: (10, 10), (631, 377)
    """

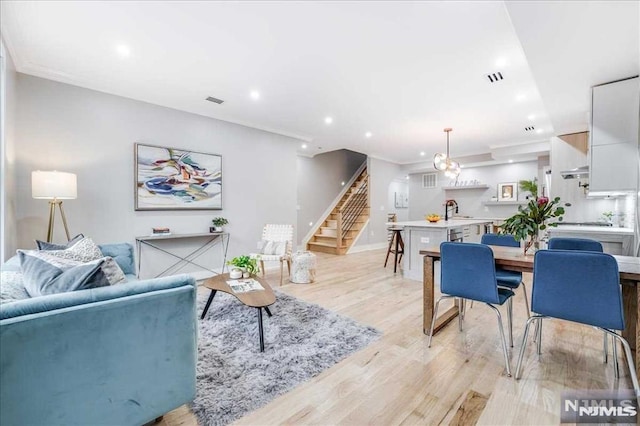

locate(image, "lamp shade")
(32, 171), (77, 200)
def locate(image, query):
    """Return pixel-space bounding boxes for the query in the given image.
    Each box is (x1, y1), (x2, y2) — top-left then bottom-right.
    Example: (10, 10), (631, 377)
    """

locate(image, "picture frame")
(134, 143), (222, 210)
(497, 182), (517, 202)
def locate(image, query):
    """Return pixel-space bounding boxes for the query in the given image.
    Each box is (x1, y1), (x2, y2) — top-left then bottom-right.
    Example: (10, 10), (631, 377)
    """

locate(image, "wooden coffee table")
(200, 273), (276, 352)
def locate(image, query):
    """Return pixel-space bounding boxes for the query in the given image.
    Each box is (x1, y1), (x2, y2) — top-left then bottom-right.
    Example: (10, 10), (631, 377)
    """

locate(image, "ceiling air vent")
(205, 96), (224, 104)
(486, 72), (504, 83)
(422, 173), (437, 189)
(525, 126), (535, 131)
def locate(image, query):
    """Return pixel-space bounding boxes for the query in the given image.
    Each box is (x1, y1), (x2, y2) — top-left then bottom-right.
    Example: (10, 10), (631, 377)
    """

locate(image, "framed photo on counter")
(498, 182), (517, 201)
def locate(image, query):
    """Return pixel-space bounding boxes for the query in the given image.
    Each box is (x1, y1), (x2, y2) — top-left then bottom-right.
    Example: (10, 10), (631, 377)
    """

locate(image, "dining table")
(420, 245), (640, 376)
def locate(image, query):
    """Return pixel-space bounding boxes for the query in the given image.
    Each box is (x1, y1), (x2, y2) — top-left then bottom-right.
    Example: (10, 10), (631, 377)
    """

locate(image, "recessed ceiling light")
(420, 151), (425, 156)
(508, 159), (514, 163)
(301, 143), (308, 149)
(365, 132), (372, 138)
(324, 117), (333, 125)
(515, 94), (526, 102)
(250, 90), (260, 100)
(495, 57), (508, 68)
(341, 181), (345, 186)
(527, 114), (536, 121)
(405, 175), (410, 180)
(115, 44), (131, 58)
(309, 222), (313, 226)
(536, 128), (543, 134)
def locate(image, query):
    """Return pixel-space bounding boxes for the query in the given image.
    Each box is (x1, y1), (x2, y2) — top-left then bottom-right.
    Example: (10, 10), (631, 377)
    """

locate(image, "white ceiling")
(1, 1), (637, 164)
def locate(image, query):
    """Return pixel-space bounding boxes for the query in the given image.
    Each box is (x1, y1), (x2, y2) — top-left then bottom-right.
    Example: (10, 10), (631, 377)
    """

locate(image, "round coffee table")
(200, 273), (276, 352)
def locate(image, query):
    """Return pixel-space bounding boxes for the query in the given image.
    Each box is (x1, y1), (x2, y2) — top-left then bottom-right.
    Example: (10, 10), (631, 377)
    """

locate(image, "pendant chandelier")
(433, 127), (461, 178)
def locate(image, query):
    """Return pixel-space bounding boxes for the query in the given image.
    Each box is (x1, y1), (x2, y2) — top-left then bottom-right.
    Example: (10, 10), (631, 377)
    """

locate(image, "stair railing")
(336, 174), (369, 247)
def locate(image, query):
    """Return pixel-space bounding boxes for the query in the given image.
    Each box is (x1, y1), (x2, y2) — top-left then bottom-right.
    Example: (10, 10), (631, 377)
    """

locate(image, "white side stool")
(290, 251), (317, 284)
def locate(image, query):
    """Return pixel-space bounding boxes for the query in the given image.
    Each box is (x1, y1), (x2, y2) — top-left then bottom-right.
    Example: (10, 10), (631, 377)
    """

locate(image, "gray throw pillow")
(36, 237), (104, 263)
(35, 233), (85, 250)
(18, 250), (126, 297)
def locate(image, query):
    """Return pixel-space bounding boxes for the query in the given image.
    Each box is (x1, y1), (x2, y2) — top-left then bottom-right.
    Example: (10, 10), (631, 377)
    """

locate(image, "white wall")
(0, 38), (18, 262)
(407, 161), (540, 220)
(14, 75), (300, 276)
(296, 149), (366, 244)
(352, 157), (406, 248)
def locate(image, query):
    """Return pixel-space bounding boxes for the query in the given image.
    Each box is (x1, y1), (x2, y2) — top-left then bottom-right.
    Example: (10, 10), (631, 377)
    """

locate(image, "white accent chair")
(249, 224), (294, 286)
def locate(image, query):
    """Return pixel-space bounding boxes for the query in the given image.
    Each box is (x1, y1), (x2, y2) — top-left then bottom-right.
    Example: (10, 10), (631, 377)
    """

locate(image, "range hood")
(560, 165), (589, 179)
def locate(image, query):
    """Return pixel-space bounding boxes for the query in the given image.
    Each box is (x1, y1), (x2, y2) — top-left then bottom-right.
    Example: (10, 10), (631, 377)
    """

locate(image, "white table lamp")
(32, 170), (77, 242)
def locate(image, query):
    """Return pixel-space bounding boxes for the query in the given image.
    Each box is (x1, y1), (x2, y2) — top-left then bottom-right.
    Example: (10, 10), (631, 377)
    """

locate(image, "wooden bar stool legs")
(384, 228), (404, 273)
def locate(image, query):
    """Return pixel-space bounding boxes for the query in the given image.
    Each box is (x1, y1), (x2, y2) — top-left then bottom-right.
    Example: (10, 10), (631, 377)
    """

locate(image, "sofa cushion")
(99, 243), (135, 275)
(18, 251), (126, 297)
(35, 233), (85, 250)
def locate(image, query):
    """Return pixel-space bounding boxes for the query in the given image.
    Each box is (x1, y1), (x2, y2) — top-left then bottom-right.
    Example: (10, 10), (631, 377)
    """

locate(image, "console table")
(135, 232), (230, 279)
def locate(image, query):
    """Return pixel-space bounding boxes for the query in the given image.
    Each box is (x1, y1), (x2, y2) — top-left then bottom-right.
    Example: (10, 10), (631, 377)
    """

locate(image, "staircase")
(307, 168), (370, 255)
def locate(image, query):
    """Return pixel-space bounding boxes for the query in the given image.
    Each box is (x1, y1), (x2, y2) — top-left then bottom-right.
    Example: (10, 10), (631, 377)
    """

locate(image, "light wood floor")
(161, 249), (633, 426)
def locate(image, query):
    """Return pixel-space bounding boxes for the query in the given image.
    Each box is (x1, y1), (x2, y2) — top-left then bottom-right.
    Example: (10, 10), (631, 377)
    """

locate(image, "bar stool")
(384, 227), (404, 273)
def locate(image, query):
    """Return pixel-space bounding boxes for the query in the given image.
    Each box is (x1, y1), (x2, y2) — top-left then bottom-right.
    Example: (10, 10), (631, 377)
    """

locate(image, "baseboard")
(347, 242), (388, 254)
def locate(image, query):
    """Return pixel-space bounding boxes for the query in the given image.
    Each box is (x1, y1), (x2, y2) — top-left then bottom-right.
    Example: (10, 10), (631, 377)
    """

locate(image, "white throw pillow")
(259, 240), (287, 256)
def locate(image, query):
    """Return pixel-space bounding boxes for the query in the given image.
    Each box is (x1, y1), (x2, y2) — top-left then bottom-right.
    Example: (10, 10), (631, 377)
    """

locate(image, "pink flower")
(537, 196), (549, 206)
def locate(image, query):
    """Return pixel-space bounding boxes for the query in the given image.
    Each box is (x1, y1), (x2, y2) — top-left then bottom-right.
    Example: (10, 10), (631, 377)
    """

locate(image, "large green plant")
(518, 178), (538, 197)
(227, 255), (259, 275)
(500, 196), (569, 253)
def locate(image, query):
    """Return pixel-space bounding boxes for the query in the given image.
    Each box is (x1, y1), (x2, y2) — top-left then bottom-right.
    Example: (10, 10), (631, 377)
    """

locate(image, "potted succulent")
(210, 217), (228, 233)
(227, 255), (259, 278)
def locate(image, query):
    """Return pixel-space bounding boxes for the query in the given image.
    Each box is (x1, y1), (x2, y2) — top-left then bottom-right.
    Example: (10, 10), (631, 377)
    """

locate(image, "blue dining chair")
(548, 237), (603, 252)
(547, 237), (615, 372)
(428, 242), (514, 376)
(481, 234), (530, 319)
(514, 250), (640, 397)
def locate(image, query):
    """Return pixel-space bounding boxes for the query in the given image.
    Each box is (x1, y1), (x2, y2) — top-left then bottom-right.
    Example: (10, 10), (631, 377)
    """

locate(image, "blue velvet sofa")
(0, 243), (197, 426)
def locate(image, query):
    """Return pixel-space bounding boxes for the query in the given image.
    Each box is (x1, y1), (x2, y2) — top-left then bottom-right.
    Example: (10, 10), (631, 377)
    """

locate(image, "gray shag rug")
(190, 289), (381, 426)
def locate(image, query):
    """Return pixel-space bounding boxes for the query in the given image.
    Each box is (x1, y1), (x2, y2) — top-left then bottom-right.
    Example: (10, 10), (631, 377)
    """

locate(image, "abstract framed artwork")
(497, 182), (517, 202)
(135, 143), (222, 210)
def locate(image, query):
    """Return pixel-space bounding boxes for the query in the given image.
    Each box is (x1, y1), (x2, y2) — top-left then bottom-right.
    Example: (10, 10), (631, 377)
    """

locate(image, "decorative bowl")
(425, 214), (441, 223)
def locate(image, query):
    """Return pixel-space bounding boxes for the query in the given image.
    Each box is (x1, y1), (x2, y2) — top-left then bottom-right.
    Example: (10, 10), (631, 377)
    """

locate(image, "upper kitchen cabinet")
(590, 77), (640, 193)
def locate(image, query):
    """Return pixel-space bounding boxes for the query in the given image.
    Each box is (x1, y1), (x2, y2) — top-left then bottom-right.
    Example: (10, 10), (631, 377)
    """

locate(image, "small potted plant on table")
(210, 217), (228, 233)
(227, 255), (260, 279)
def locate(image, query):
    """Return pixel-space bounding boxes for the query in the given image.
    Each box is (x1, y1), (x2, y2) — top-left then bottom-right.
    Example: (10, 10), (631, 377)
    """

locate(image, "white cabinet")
(463, 224), (485, 243)
(590, 77), (639, 193)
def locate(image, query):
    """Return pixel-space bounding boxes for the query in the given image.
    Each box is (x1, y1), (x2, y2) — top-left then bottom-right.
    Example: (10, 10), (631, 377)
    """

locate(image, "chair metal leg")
(602, 328), (640, 397)
(428, 296), (453, 347)
(507, 297), (514, 348)
(515, 315), (542, 379)
(458, 298), (464, 332)
(611, 332), (620, 378)
(520, 282), (531, 318)
(264, 306), (273, 317)
(604, 332), (609, 363)
(536, 318), (542, 355)
(486, 303), (512, 377)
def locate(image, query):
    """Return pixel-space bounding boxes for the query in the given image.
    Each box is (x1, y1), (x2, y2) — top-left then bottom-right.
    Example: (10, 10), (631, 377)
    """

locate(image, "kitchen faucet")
(444, 199), (458, 221)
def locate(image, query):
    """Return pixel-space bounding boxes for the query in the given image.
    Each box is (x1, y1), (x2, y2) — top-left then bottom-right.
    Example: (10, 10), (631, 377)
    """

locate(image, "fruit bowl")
(425, 214), (441, 223)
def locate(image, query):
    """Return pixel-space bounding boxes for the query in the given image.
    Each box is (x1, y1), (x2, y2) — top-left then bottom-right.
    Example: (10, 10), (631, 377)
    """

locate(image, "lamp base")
(46, 200), (72, 243)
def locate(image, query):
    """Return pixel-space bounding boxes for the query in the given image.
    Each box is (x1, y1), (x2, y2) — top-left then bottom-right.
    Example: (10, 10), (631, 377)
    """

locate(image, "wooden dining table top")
(419, 245), (640, 281)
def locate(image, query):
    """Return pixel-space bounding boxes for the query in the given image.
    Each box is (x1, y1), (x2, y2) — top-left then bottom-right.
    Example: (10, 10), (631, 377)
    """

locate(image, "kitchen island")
(389, 219), (493, 281)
